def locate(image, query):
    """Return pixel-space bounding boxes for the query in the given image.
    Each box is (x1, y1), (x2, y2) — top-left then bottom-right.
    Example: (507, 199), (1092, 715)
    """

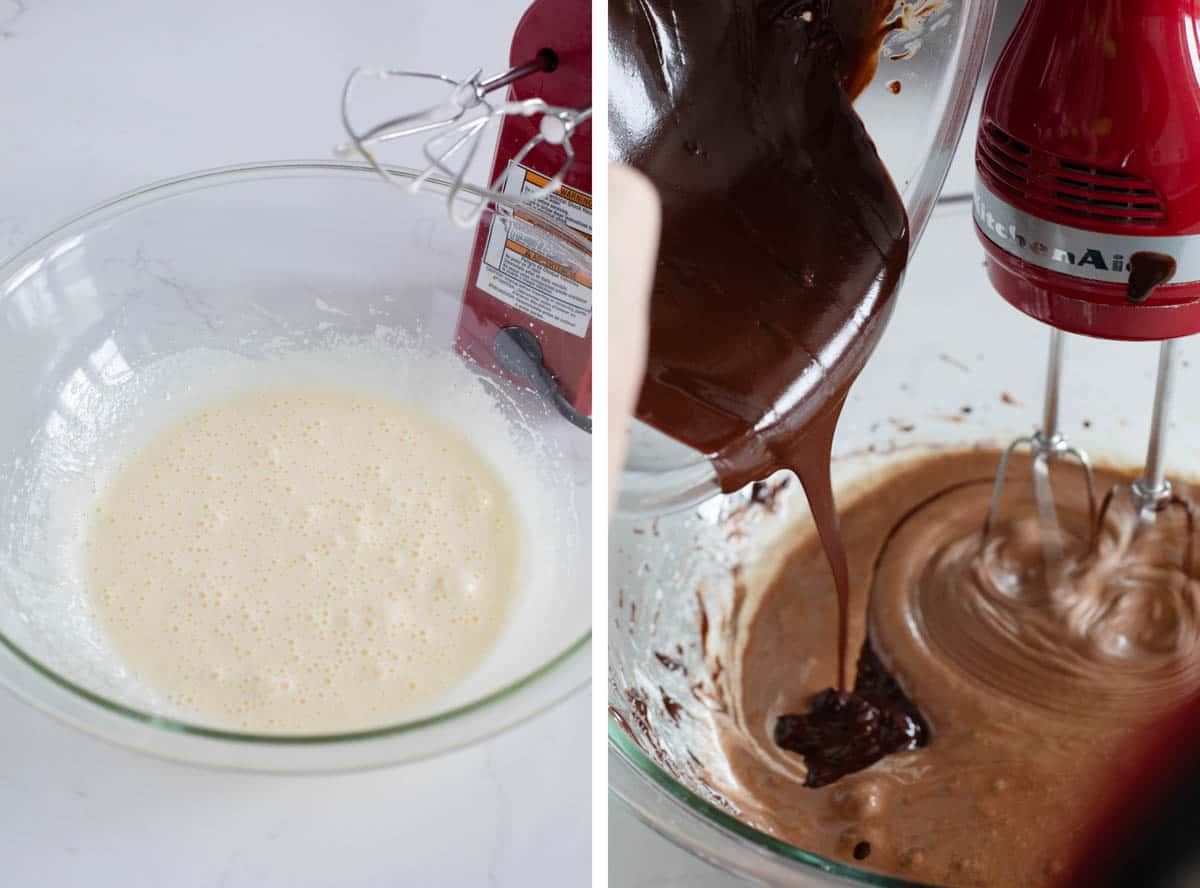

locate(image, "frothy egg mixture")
(84, 388), (522, 733)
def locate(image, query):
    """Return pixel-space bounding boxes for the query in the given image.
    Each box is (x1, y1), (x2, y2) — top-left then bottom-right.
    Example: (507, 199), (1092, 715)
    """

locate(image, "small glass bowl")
(0, 161), (591, 772)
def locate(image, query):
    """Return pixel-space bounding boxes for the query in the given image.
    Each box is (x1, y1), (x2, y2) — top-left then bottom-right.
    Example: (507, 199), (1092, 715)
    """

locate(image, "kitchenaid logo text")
(974, 192), (1130, 272)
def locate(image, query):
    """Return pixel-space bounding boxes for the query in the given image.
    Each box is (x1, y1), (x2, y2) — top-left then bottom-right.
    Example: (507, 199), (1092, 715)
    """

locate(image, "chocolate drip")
(1127, 251), (1177, 304)
(610, 0), (909, 690)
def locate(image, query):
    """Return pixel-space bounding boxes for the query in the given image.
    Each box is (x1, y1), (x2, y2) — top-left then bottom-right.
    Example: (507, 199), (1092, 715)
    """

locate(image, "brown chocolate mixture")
(610, 0), (909, 690)
(707, 450), (1200, 885)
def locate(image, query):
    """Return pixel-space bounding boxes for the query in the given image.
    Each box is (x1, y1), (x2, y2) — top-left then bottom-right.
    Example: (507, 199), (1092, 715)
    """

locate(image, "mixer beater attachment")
(984, 331), (1196, 574)
(336, 52), (591, 226)
(983, 329), (1096, 564)
(1094, 339), (1195, 574)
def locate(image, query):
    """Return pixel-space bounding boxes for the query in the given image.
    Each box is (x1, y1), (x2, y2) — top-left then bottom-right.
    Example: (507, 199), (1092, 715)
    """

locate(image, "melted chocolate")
(774, 640), (928, 787)
(1128, 251), (1177, 304)
(610, 0), (909, 689)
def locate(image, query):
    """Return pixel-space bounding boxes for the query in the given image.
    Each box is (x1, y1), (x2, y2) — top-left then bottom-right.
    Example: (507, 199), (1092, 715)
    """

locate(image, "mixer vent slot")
(977, 123), (1166, 226)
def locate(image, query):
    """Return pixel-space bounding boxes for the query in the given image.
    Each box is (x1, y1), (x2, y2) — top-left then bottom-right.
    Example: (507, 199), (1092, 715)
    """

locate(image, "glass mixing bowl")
(609, 199), (1200, 885)
(616, 0), (1000, 515)
(0, 161), (591, 772)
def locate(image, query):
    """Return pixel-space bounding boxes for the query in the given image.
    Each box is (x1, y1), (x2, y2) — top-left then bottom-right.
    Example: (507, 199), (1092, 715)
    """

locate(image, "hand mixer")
(337, 0), (593, 432)
(974, 0), (1200, 563)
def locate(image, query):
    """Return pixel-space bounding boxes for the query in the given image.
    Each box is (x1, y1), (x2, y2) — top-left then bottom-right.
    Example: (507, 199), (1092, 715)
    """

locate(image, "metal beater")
(337, 53), (591, 226)
(982, 329), (1095, 564)
(985, 332), (1193, 572)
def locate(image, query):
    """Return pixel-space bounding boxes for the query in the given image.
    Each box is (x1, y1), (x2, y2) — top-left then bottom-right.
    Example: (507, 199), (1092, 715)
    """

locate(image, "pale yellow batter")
(85, 388), (522, 732)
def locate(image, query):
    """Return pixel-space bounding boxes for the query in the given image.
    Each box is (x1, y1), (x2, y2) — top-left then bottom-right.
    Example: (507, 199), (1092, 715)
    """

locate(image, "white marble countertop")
(0, 2), (588, 886)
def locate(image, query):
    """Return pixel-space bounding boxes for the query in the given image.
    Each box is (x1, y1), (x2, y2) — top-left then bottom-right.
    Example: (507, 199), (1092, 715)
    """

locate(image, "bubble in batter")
(85, 388), (522, 733)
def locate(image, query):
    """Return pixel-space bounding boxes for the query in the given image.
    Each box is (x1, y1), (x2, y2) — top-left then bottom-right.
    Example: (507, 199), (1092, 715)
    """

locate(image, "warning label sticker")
(475, 162), (593, 338)
(499, 159), (592, 239)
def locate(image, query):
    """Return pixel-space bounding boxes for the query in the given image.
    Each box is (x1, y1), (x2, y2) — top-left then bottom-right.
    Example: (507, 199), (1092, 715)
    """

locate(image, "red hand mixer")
(976, 4), (1200, 882)
(337, 0), (592, 432)
(975, 0), (1200, 547)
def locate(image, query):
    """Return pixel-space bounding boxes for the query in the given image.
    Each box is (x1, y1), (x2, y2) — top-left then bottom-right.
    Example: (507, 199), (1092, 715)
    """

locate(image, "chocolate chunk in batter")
(774, 641), (928, 787)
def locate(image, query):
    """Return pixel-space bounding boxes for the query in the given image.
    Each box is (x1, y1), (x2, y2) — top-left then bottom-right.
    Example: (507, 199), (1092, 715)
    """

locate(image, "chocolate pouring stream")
(609, 0), (908, 691)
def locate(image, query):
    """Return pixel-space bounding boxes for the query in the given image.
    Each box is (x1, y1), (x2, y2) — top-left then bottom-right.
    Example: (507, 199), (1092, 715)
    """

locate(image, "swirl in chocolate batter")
(708, 450), (1200, 885)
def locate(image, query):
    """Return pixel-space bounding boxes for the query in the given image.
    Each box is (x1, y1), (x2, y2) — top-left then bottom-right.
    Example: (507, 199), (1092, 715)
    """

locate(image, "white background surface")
(0, 2), (589, 886)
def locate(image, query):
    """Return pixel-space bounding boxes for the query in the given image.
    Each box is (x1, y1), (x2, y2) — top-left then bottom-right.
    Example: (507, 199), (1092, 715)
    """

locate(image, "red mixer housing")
(975, 0), (1200, 341)
(457, 0), (593, 417)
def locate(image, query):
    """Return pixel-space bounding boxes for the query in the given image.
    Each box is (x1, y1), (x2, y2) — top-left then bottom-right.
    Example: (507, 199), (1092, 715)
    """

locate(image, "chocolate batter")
(707, 450), (1200, 885)
(610, 0), (909, 689)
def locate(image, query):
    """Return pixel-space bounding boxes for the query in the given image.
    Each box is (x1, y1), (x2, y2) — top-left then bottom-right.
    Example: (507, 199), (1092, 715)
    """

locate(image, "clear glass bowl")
(616, 0), (1001, 515)
(609, 200), (1200, 884)
(0, 161), (591, 772)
